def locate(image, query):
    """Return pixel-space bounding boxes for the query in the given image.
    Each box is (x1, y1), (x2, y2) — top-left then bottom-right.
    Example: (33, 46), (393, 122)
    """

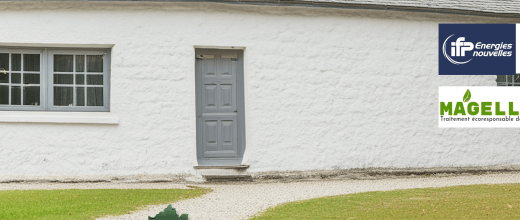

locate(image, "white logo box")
(439, 86), (520, 128)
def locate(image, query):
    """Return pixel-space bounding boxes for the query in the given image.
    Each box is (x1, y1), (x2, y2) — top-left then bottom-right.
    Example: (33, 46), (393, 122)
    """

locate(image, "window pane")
(23, 86), (40, 105)
(23, 54), (40, 71)
(11, 54), (21, 71)
(24, 74), (40, 84)
(76, 87), (85, 106)
(53, 87), (73, 106)
(0, 73), (7, 83)
(11, 73), (20, 84)
(87, 75), (103, 85)
(87, 55), (103, 72)
(11, 86), (20, 105)
(511, 75), (520, 84)
(76, 55), (85, 72)
(87, 87), (103, 106)
(76, 74), (85, 85)
(0, 53), (8, 71)
(0, 85), (8, 104)
(54, 55), (73, 72)
(54, 74), (73, 84)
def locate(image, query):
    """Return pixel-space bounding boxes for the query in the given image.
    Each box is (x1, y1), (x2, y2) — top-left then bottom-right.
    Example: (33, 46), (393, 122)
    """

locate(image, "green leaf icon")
(463, 89), (471, 102)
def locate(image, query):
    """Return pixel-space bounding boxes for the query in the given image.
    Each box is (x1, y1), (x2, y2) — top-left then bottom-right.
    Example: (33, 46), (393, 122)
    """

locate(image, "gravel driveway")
(3, 173), (520, 220)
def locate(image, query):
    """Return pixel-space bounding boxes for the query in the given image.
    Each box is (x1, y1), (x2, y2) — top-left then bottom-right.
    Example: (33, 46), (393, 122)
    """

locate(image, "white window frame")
(0, 47), (110, 112)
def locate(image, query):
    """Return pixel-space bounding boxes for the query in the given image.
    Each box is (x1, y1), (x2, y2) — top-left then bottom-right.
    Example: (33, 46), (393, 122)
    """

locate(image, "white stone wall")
(0, 1), (519, 178)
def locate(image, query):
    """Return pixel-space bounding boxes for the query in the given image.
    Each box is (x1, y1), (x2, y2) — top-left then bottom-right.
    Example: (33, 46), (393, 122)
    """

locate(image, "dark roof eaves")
(3, 0), (520, 18)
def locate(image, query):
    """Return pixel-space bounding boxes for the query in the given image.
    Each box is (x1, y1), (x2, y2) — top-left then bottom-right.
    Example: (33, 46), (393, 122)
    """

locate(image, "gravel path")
(3, 173), (520, 220)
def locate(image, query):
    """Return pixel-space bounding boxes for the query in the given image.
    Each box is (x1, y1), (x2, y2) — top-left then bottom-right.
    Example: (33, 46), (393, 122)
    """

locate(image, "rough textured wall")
(0, 2), (519, 178)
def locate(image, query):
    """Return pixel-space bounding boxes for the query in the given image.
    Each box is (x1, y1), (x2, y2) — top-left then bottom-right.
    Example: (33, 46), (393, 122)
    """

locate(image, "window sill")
(0, 111), (119, 124)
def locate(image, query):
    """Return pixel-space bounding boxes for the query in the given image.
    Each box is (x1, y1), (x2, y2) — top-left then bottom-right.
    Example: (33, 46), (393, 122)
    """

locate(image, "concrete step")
(194, 165), (252, 182)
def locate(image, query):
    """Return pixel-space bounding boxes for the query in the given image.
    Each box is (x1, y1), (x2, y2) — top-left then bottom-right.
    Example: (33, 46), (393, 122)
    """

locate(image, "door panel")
(219, 58), (234, 77)
(220, 84), (233, 109)
(204, 84), (217, 109)
(203, 58), (216, 77)
(221, 120), (235, 150)
(203, 120), (218, 151)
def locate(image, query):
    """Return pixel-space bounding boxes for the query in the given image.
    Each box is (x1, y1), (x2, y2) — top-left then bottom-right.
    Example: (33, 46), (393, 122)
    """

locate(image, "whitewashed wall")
(0, 1), (519, 178)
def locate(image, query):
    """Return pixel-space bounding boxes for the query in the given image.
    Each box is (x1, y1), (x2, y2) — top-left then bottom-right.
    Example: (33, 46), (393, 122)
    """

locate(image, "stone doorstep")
(193, 165), (250, 169)
(203, 175), (253, 182)
(194, 165), (252, 182)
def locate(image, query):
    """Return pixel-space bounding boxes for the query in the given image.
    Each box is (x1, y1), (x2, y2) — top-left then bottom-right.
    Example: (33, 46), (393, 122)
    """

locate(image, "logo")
(443, 35), (473, 65)
(439, 87), (520, 127)
(442, 35), (513, 65)
(438, 24), (516, 75)
(462, 89), (471, 102)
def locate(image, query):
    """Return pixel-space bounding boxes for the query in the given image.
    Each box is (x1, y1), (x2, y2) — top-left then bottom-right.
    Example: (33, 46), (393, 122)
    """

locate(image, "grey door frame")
(195, 48), (246, 166)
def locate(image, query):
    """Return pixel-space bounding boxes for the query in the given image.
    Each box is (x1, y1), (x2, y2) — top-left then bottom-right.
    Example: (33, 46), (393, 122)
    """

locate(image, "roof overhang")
(2, 0), (520, 18)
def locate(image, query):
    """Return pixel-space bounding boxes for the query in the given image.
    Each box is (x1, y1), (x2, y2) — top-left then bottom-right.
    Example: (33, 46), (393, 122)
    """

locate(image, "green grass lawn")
(0, 187), (210, 220)
(251, 183), (520, 219)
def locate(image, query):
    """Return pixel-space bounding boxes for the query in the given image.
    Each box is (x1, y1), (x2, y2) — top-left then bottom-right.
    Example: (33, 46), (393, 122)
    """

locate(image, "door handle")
(234, 110), (237, 113)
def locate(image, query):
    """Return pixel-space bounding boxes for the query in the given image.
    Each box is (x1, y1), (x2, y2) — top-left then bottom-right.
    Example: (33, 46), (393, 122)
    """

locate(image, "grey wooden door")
(195, 49), (245, 165)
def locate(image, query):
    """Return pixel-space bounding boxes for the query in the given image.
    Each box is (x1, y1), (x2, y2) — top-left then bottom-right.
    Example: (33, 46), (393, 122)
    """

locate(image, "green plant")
(148, 204), (188, 220)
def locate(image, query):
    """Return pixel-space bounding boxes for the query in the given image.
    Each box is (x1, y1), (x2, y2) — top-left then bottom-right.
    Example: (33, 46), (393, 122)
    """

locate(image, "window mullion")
(73, 54), (76, 107)
(47, 49), (52, 110)
(84, 55), (87, 106)
(41, 49), (46, 110)
(21, 53), (24, 105)
(8, 53), (11, 106)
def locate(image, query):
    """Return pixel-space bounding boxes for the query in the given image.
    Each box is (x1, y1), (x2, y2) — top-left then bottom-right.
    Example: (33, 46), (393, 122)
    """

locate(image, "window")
(496, 75), (520, 86)
(0, 48), (110, 111)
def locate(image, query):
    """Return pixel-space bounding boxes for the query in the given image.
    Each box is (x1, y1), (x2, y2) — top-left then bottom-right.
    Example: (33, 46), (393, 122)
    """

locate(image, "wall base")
(2, 165), (519, 184)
